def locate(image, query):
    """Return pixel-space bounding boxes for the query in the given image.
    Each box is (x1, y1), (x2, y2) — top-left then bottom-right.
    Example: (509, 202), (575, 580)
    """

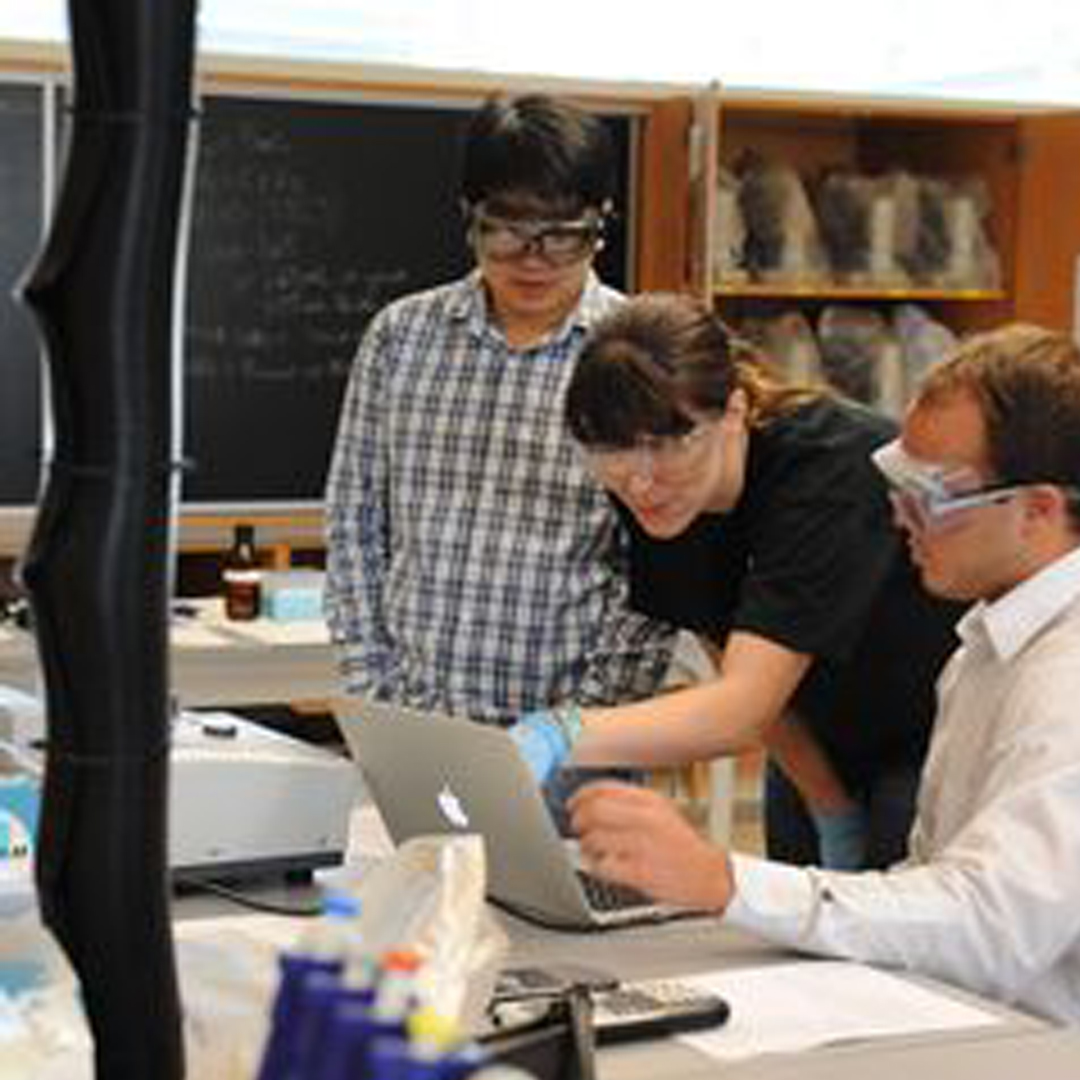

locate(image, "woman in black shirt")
(515, 293), (961, 869)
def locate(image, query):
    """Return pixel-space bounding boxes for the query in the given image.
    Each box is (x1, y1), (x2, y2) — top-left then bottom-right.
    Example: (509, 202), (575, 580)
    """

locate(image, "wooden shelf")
(676, 89), (1080, 336)
(712, 283), (1007, 302)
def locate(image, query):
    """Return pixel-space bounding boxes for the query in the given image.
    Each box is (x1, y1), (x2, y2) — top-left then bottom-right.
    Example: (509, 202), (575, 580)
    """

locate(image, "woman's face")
(585, 391), (749, 539)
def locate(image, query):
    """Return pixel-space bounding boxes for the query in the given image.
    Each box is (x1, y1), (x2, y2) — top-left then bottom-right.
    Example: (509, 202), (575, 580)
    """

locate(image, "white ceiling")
(6, 0), (1080, 105)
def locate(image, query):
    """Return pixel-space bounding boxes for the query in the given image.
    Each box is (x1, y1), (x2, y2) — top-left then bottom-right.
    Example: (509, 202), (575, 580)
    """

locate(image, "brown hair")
(917, 323), (1080, 506)
(565, 292), (821, 448)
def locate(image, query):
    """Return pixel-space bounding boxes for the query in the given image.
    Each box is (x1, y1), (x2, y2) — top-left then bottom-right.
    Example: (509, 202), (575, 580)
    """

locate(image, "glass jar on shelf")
(221, 523), (262, 621)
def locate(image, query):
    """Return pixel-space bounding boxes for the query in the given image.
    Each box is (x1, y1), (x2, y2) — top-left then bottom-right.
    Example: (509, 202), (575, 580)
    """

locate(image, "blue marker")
(255, 891), (360, 1080)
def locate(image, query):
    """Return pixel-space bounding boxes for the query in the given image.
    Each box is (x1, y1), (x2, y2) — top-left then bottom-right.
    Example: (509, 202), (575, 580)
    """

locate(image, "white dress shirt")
(726, 543), (1080, 1023)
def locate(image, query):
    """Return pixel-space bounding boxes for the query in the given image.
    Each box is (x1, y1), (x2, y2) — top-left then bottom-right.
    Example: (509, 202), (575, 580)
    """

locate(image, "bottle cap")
(321, 890), (360, 920)
(407, 1006), (460, 1052)
(380, 947), (422, 973)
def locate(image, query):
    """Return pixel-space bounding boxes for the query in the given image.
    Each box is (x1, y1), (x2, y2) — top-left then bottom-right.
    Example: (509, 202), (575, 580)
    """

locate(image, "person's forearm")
(568, 630), (811, 771)
(764, 716), (868, 869)
(764, 717), (855, 812)
(572, 680), (771, 767)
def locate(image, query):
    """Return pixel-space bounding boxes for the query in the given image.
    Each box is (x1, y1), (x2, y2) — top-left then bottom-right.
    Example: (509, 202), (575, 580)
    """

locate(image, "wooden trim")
(712, 285), (1007, 302)
(712, 86), (1069, 121)
(195, 53), (695, 107)
(1013, 114), (1080, 332)
(182, 513), (322, 529)
(0, 39), (695, 106)
(0, 39), (68, 75)
(637, 97), (693, 292)
(7, 38), (1064, 119)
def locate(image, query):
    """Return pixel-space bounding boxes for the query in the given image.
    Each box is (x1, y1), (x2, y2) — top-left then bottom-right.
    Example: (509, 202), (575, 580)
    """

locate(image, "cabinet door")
(1015, 113), (1080, 333)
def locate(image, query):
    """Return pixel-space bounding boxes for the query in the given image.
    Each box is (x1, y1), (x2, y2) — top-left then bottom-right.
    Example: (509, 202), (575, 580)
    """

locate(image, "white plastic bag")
(0, 901), (92, 1078)
(174, 833), (508, 1079)
(346, 834), (509, 1029)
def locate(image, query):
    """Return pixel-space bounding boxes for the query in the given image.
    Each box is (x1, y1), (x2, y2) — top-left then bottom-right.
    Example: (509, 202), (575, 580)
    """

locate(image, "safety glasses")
(468, 207), (604, 266)
(584, 423), (716, 485)
(871, 439), (1028, 533)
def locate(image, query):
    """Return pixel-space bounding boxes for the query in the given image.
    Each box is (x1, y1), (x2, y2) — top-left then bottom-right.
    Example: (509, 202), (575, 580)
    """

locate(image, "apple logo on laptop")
(437, 783), (470, 829)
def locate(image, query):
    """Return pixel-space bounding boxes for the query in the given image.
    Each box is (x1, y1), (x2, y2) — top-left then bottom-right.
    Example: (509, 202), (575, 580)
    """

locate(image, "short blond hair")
(916, 323), (1080, 525)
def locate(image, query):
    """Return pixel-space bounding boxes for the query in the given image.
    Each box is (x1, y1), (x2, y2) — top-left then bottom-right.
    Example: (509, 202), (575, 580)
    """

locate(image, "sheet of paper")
(170, 621), (237, 649)
(175, 911), (309, 953)
(677, 959), (1002, 1061)
(219, 619), (330, 647)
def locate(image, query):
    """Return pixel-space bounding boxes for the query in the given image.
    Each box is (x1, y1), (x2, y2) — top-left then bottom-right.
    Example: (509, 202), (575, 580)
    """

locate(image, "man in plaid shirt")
(325, 93), (675, 724)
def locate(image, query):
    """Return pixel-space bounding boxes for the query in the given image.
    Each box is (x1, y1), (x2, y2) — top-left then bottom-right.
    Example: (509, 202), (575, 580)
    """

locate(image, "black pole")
(19, 2), (198, 1076)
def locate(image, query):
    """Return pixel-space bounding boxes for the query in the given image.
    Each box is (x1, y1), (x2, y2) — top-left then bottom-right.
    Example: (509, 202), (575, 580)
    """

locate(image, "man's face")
(469, 194), (602, 339)
(894, 390), (1031, 602)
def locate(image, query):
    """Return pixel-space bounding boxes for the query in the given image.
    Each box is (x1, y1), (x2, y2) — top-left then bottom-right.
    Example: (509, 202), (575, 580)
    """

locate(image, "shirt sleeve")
(734, 428), (899, 662)
(725, 853), (820, 946)
(726, 675), (1080, 1014)
(324, 309), (398, 696)
(573, 519), (678, 706)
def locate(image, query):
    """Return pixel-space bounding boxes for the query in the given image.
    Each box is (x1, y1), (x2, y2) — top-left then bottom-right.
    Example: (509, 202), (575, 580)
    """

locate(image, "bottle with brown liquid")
(222, 523), (262, 621)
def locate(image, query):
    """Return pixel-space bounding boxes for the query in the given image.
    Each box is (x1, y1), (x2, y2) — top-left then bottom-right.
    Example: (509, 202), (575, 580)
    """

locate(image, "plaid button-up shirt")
(325, 271), (675, 723)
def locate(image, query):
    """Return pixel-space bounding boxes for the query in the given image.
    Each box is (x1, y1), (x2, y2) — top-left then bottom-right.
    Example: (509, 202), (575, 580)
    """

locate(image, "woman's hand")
(508, 706), (584, 784)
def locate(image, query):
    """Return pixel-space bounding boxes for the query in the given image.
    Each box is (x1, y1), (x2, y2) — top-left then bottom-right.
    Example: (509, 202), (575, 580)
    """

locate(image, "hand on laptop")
(508, 707), (580, 783)
(569, 781), (734, 912)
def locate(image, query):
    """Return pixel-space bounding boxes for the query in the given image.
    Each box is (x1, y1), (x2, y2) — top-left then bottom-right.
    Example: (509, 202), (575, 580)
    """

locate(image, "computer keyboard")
(577, 869), (653, 911)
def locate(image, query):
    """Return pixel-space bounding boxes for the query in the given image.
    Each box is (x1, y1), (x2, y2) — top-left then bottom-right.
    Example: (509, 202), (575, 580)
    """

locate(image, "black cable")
(180, 878), (323, 917)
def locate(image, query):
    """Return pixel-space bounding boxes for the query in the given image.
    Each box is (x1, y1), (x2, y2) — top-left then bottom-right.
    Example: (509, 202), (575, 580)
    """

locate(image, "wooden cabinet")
(634, 90), (1080, 404)
(1011, 112), (1080, 331)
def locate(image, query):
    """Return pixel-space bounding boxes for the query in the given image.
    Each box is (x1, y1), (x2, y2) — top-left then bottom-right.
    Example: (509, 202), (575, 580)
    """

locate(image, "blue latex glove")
(811, 805), (869, 870)
(508, 710), (572, 785)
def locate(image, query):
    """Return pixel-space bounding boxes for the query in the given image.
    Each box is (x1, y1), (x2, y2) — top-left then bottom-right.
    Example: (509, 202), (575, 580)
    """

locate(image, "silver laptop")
(337, 700), (685, 930)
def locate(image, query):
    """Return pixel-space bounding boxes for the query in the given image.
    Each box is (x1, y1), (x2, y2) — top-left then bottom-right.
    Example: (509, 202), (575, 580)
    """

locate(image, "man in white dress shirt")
(570, 322), (1080, 1023)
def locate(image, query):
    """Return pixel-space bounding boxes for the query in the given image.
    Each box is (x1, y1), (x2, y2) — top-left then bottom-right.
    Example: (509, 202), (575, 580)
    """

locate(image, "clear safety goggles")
(871, 439), (1028, 533)
(584, 423), (716, 485)
(468, 206), (604, 266)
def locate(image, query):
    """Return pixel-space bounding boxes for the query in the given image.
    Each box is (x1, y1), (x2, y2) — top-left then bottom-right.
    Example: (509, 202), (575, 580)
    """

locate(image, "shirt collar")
(958, 544), (1080, 661)
(447, 268), (606, 344)
(573, 271), (613, 329)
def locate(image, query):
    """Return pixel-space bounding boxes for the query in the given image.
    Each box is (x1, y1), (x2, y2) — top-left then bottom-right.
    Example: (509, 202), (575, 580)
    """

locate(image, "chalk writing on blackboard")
(0, 82), (44, 506)
(180, 94), (630, 505)
(181, 95), (474, 503)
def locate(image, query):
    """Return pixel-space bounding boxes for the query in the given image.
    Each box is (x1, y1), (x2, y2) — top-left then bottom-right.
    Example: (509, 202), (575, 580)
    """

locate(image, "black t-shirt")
(621, 396), (964, 784)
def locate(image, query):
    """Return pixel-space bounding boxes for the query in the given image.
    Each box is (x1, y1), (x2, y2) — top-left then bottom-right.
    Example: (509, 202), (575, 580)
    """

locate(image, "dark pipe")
(18, 1), (198, 1076)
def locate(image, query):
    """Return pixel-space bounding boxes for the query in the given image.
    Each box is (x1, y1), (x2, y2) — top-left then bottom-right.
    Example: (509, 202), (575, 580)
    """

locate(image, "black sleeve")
(734, 440), (900, 662)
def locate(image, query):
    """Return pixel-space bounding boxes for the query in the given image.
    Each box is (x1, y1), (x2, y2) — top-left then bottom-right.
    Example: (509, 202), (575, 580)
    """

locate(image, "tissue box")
(260, 570), (325, 622)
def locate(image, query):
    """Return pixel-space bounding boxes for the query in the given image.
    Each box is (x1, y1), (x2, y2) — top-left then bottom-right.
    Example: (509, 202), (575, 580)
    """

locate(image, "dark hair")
(917, 323), (1080, 518)
(460, 93), (614, 215)
(566, 292), (819, 448)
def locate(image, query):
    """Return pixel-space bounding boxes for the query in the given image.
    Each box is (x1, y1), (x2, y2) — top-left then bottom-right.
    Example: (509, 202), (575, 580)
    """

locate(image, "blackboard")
(0, 82), (43, 506)
(182, 93), (632, 506)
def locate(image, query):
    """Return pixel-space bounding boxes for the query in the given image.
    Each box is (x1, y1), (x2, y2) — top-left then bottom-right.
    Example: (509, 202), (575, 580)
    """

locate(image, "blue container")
(256, 953), (342, 1080)
(367, 1032), (414, 1080)
(317, 998), (378, 1080)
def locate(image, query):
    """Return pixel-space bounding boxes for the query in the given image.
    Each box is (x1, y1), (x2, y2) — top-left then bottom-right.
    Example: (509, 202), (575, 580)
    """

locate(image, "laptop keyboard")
(577, 870), (653, 911)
